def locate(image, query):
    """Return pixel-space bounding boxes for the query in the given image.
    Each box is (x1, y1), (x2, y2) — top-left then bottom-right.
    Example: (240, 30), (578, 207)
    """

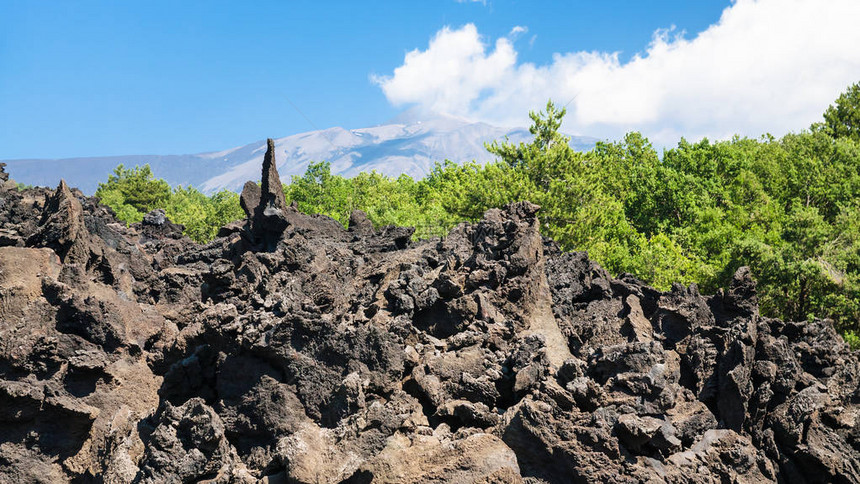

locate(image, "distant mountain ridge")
(2, 113), (597, 194)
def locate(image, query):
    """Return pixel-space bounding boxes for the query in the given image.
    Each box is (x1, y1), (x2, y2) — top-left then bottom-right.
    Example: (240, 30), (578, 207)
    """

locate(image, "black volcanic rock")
(239, 180), (261, 219)
(241, 138), (306, 250)
(348, 209), (375, 236)
(0, 162), (858, 483)
(134, 208), (185, 241)
(259, 138), (287, 213)
(251, 138), (289, 242)
(27, 180), (91, 265)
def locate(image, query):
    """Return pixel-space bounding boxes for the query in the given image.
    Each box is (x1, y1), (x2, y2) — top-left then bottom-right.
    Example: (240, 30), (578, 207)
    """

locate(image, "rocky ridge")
(0, 147), (858, 483)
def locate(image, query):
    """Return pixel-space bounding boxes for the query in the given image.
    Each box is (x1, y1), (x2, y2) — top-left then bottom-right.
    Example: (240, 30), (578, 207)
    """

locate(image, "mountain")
(2, 112), (597, 194)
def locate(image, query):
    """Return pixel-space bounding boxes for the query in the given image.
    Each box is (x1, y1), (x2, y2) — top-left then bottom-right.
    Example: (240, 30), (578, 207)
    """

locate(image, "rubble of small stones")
(0, 145), (858, 483)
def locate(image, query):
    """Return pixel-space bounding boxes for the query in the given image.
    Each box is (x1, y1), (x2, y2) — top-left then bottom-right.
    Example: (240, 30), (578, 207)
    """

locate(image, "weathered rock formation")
(240, 138), (294, 250)
(0, 162), (17, 192)
(0, 161), (858, 483)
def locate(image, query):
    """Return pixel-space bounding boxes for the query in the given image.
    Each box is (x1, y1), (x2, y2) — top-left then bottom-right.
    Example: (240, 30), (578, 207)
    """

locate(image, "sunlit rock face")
(0, 162), (857, 483)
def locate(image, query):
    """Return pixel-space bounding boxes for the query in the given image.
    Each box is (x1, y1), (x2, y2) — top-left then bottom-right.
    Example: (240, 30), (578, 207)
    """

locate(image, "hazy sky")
(2, 0), (859, 158)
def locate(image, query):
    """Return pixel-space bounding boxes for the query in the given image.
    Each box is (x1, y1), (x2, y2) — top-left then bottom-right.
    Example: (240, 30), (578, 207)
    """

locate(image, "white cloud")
(374, 0), (860, 145)
(509, 25), (528, 39)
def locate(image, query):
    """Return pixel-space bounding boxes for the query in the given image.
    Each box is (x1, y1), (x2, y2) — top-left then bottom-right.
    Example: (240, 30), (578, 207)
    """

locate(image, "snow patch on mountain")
(3, 112), (597, 195)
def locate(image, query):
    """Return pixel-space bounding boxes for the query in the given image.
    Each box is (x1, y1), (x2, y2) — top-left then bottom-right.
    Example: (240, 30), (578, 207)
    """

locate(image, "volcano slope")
(0, 148), (859, 484)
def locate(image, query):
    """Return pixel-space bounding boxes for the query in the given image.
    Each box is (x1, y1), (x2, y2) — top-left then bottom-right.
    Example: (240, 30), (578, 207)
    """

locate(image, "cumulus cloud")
(374, 0), (860, 145)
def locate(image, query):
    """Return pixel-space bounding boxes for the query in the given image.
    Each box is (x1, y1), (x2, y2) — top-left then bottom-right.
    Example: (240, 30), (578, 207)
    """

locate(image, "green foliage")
(95, 84), (860, 343)
(284, 161), (353, 224)
(424, 160), (534, 221)
(843, 330), (860, 350)
(486, 100), (570, 171)
(471, 95), (860, 337)
(164, 186), (244, 242)
(96, 164), (243, 243)
(96, 165), (170, 219)
(823, 82), (860, 142)
(285, 161), (459, 239)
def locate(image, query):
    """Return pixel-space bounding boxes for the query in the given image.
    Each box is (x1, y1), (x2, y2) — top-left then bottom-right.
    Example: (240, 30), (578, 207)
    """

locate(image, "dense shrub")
(97, 86), (860, 340)
(95, 164), (243, 243)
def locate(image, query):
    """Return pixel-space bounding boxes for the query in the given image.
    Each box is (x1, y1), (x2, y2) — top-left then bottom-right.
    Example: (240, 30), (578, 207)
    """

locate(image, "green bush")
(95, 84), (860, 344)
(96, 164), (243, 243)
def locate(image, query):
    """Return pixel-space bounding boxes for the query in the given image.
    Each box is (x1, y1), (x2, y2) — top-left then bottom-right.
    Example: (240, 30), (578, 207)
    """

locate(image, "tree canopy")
(96, 83), (860, 344)
(823, 81), (860, 142)
(96, 164), (243, 242)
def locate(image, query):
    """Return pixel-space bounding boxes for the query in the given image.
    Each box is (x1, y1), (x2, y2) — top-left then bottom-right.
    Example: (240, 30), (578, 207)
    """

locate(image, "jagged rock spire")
(240, 138), (287, 221)
(259, 138), (287, 214)
(29, 179), (89, 264)
(239, 138), (290, 248)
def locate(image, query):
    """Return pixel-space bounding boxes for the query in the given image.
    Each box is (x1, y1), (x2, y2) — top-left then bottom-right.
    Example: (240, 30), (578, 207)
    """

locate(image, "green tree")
(96, 164), (171, 220)
(423, 160), (535, 221)
(285, 161), (353, 225)
(486, 100), (578, 188)
(97, 164), (243, 243)
(163, 186), (243, 243)
(89, 89), (860, 343)
(823, 82), (860, 141)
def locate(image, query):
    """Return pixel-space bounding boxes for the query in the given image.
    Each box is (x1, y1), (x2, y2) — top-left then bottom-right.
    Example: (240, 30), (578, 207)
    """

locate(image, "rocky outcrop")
(0, 163), (858, 483)
(27, 180), (91, 265)
(0, 162), (16, 192)
(240, 138), (294, 249)
(258, 138), (288, 218)
(133, 208), (185, 243)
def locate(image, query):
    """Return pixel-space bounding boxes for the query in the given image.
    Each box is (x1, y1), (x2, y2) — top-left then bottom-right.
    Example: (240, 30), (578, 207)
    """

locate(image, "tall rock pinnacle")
(259, 138), (287, 213)
(240, 138), (290, 248)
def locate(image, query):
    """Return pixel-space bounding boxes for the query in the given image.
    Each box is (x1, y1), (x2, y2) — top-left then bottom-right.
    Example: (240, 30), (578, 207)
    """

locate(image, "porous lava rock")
(0, 163), (858, 483)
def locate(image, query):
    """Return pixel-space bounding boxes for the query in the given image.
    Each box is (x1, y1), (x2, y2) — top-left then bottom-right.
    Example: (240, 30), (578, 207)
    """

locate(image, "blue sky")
(2, 0), (859, 159)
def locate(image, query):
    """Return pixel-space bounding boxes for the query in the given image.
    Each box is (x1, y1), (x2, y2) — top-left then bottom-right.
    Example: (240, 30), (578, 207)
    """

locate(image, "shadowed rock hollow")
(0, 149), (858, 483)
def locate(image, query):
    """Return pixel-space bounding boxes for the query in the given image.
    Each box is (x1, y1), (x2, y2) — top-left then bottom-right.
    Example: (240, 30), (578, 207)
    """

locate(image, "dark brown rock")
(0, 162), (15, 192)
(245, 139), (294, 248)
(260, 138), (287, 213)
(348, 209), (375, 235)
(27, 179), (90, 264)
(0, 164), (859, 483)
(133, 208), (185, 240)
(239, 180), (261, 219)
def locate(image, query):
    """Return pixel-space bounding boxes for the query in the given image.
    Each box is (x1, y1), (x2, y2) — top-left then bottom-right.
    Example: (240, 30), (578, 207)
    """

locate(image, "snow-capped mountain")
(2, 112), (597, 195)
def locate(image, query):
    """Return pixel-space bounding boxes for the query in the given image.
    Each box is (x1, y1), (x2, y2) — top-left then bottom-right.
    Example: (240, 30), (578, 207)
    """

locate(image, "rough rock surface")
(0, 163), (17, 193)
(1, 157), (859, 483)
